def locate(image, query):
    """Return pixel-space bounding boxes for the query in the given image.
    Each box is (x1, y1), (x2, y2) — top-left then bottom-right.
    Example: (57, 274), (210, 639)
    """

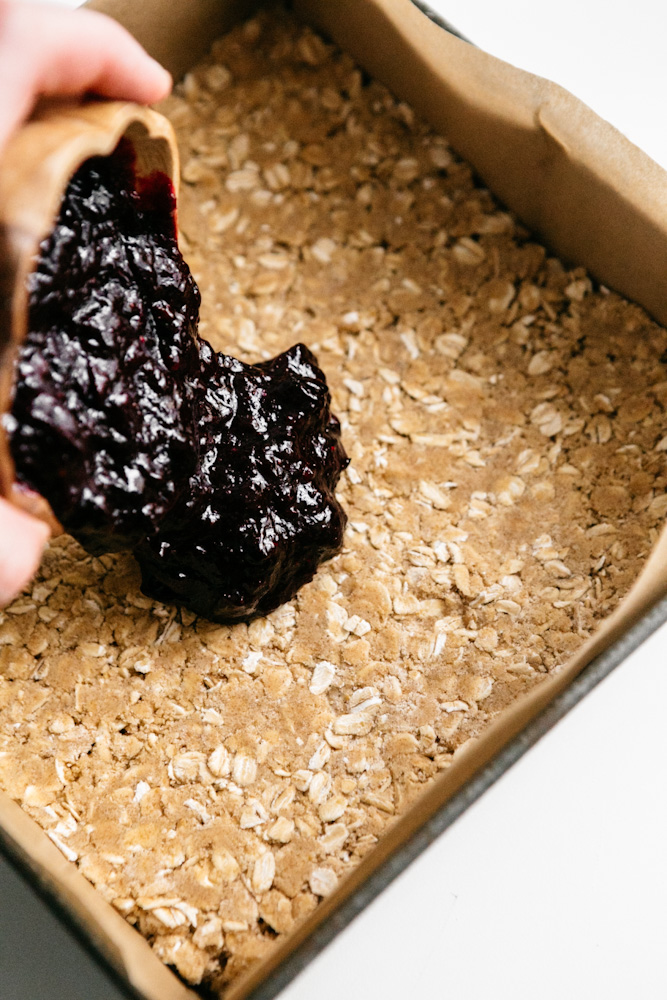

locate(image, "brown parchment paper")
(0, 791), (196, 999)
(89, 0), (257, 84)
(297, 0), (667, 329)
(3, 1), (667, 998)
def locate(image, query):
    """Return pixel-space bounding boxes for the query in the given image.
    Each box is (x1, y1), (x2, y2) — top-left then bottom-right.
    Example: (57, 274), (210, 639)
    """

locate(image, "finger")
(29, 7), (172, 103)
(0, 496), (50, 606)
(0, 2), (171, 151)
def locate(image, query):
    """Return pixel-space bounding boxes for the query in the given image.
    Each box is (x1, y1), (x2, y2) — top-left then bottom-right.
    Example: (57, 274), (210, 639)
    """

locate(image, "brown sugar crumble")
(2, 9), (667, 993)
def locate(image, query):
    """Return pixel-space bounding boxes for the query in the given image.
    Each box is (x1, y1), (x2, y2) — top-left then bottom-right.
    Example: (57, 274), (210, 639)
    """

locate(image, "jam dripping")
(7, 143), (347, 622)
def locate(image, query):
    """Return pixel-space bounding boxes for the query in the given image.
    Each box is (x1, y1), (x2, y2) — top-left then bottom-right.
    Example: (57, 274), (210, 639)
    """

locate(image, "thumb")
(0, 497), (50, 605)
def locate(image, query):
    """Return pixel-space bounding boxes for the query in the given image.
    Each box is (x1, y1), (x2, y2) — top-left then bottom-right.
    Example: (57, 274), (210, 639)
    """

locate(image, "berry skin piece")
(136, 342), (347, 622)
(8, 144), (348, 622)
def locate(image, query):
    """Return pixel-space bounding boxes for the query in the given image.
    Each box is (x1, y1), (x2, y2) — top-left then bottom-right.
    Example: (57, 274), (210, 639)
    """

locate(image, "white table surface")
(9, 2), (667, 998)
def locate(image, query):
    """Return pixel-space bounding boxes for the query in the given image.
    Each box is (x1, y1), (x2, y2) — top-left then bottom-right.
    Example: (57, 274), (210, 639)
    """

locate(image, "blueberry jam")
(7, 144), (348, 622)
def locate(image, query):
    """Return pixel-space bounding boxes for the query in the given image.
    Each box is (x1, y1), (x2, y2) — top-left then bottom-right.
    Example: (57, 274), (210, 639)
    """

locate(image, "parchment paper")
(3, 1), (667, 997)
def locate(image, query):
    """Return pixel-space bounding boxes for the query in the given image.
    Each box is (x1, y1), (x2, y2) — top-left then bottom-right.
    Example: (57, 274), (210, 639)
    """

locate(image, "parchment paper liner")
(2, 2), (667, 998)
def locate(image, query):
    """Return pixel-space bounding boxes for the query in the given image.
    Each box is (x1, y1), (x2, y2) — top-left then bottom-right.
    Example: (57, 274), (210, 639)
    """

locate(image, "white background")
(9, 2), (667, 998)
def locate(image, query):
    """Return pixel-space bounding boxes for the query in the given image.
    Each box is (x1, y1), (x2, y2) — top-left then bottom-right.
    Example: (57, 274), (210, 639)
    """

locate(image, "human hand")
(0, 0), (172, 154)
(0, 0), (173, 604)
(0, 498), (50, 604)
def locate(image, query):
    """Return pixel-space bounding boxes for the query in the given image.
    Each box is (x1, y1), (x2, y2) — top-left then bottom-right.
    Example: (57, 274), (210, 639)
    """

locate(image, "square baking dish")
(2, 2), (667, 998)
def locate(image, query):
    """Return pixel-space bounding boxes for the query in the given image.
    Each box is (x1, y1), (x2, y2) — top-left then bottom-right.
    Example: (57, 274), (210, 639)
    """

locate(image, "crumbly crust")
(2, 9), (667, 993)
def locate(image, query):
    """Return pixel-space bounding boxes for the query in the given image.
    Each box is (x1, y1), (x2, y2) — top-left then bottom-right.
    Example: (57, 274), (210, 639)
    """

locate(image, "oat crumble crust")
(2, 9), (667, 993)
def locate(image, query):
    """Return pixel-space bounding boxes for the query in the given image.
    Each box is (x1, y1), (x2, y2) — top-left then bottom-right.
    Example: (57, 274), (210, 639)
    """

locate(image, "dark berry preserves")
(6, 144), (348, 622)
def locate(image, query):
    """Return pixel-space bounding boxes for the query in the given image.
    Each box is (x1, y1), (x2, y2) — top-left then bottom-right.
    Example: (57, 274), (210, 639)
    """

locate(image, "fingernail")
(152, 60), (172, 93)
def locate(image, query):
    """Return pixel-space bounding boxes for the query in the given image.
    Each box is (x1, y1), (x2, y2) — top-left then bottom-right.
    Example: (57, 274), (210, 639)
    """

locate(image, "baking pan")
(2, 1), (667, 998)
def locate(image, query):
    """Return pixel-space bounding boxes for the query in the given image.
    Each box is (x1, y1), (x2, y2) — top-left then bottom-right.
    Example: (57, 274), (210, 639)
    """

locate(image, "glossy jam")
(7, 146), (348, 622)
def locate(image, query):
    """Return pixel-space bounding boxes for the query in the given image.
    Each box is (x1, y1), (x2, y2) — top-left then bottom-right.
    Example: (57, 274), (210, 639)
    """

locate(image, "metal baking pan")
(3, 1), (667, 998)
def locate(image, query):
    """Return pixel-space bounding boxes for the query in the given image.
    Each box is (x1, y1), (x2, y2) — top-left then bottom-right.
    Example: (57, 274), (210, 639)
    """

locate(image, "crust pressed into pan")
(1, 9), (667, 994)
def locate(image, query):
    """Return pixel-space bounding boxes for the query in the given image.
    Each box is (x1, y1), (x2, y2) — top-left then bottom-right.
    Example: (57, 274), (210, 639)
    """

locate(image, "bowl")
(0, 100), (178, 528)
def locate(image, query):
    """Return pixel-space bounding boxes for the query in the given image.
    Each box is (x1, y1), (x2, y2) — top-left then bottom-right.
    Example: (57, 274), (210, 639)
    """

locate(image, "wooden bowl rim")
(0, 100), (179, 526)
